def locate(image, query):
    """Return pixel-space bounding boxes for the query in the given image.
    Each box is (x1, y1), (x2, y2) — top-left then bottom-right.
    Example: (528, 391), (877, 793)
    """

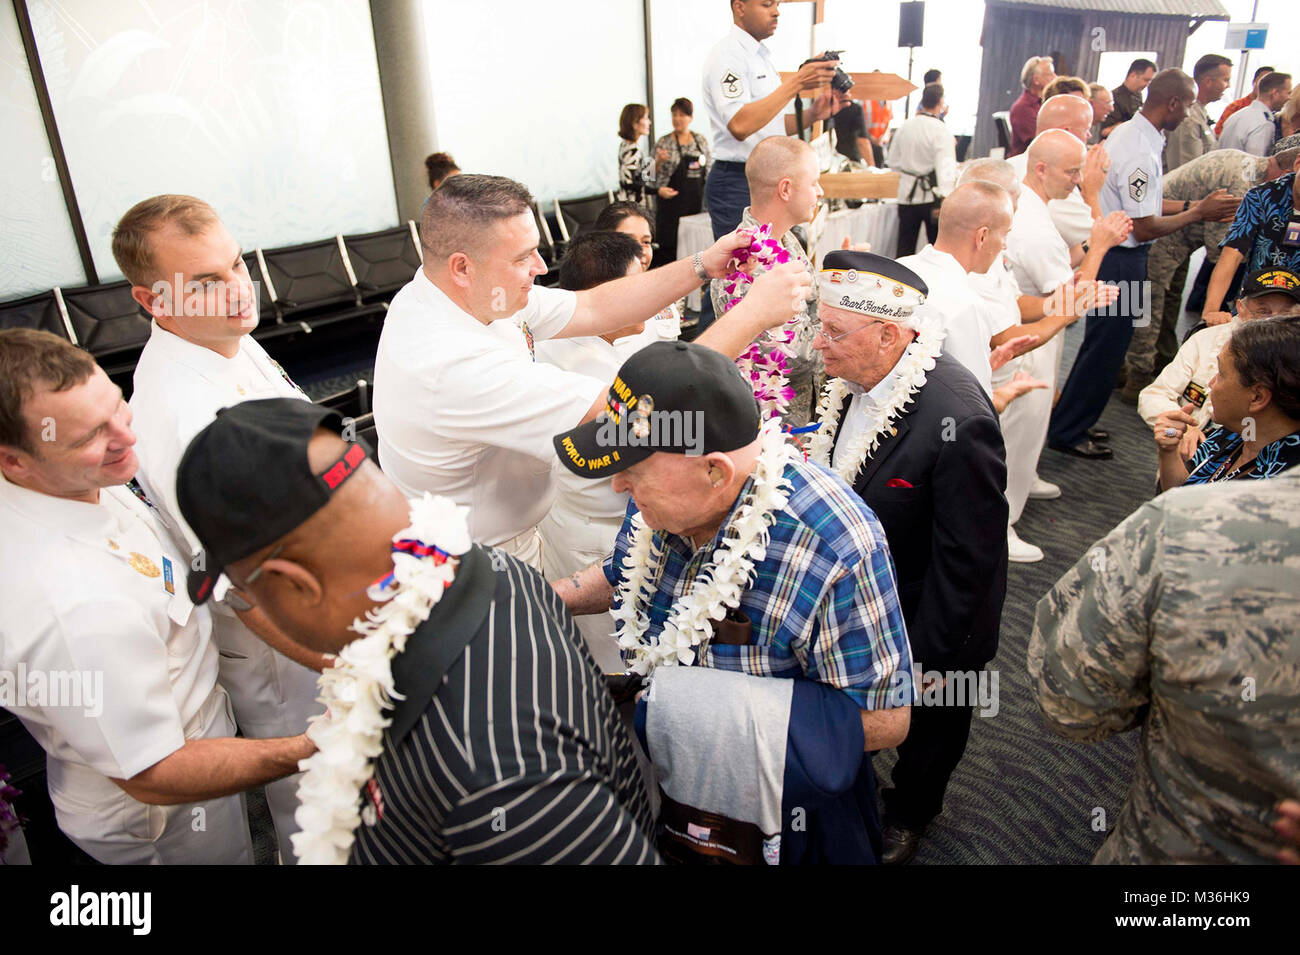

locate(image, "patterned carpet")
(877, 319), (1157, 864)
(270, 318), (1159, 866)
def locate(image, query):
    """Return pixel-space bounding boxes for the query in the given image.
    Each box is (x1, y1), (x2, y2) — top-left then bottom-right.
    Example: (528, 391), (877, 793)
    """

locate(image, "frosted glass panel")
(0, 1), (85, 299)
(29, 0), (398, 283)
(424, 0), (645, 202)
(649, 2), (812, 142)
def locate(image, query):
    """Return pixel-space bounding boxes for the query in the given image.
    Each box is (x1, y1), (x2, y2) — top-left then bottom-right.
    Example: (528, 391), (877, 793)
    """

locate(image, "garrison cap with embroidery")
(817, 250), (928, 320)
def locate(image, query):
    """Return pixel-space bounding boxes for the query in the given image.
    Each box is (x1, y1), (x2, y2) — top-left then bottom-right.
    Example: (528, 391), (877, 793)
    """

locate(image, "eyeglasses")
(222, 543), (284, 612)
(811, 318), (887, 344)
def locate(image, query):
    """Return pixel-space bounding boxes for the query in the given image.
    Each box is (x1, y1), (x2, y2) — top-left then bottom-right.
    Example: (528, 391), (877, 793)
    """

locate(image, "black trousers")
(879, 703), (975, 831)
(896, 201), (938, 257)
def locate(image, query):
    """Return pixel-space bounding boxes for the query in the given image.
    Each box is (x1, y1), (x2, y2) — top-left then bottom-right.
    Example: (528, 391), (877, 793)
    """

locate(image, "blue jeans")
(1049, 245), (1149, 448)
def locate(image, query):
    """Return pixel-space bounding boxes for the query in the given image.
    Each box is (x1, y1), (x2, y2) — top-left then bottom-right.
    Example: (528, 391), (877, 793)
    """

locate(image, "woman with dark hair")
(593, 201), (681, 340)
(424, 152), (460, 190)
(1155, 314), (1300, 490)
(617, 104), (653, 203)
(652, 97), (711, 266)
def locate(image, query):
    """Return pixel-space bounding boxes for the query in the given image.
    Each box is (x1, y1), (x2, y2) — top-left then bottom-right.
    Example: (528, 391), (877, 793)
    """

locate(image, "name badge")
(1181, 380), (1208, 409)
(1283, 219), (1300, 248)
(162, 556), (175, 594)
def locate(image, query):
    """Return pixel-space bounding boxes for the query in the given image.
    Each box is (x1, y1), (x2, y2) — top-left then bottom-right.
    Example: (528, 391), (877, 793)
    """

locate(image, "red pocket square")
(886, 478), (914, 488)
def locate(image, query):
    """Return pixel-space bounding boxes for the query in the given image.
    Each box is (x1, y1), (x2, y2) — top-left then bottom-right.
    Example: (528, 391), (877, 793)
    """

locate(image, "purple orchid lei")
(721, 224), (799, 419)
(0, 763), (20, 858)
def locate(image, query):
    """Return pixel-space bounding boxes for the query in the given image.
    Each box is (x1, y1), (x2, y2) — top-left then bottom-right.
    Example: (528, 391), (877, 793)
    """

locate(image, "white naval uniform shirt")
(701, 24), (785, 163)
(1006, 186), (1075, 298)
(372, 270), (605, 546)
(898, 246), (997, 396)
(1099, 112), (1165, 248)
(1008, 150), (1095, 248)
(967, 251), (1026, 388)
(131, 322), (310, 555)
(887, 113), (957, 205)
(0, 478), (248, 864)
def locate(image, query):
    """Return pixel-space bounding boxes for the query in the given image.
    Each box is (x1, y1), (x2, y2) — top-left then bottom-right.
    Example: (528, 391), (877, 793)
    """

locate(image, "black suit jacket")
(829, 352), (1008, 670)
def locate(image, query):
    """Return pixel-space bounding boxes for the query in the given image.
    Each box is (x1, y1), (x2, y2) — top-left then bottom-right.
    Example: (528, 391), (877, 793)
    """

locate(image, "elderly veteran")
(807, 251), (1008, 866)
(177, 398), (657, 865)
(552, 341), (913, 865)
(1139, 267), (1300, 437)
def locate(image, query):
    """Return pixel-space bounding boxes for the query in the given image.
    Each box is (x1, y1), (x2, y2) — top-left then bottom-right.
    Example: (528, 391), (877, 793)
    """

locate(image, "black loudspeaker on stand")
(899, 1), (924, 117)
(898, 1), (925, 47)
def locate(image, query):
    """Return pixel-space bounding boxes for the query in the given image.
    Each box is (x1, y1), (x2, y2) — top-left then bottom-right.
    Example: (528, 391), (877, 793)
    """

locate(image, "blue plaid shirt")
(603, 458), (914, 708)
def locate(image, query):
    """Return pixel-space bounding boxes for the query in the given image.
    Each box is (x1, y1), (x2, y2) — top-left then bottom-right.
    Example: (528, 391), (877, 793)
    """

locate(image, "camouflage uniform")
(1028, 469), (1300, 864)
(710, 207), (822, 424)
(1123, 150), (1269, 387)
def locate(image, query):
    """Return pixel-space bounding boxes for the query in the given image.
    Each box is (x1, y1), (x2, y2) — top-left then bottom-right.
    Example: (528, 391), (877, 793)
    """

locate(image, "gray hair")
(420, 174), (534, 262)
(958, 157), (1021, 201)
(1021, 56), (1052, 90)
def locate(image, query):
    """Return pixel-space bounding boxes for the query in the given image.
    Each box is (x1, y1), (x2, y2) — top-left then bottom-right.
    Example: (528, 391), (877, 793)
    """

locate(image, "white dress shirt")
(372, 269), (605, 546)
(898, 246), (998, 396)
(1099, 112), (1165, 247)
(0, 478), (250, 864)
(1008, 150), (1096, 248)
(701, 24), (786, 163)
(967, 251), (1026, 387)
(888, 113), (957, 205)
(1218, 98), (1276, 157)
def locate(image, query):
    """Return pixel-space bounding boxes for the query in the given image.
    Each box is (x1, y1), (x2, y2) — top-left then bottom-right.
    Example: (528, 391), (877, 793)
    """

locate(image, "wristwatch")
(692, 251), (709, 283)
(1183, 200), (1191, 212)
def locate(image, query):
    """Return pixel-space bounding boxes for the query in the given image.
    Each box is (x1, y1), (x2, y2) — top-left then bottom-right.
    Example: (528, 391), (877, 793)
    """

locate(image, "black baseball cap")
(553, 341), (760, 480)
(1240, 267), (1300, 305)
(176, 398), (372, 603)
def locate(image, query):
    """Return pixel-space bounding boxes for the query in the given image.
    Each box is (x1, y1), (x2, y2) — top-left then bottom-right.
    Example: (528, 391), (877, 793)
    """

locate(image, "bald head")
(1036, 93), (1094, 142)
(229, 427), (413, 655)
(1142, 68), (1196, 131)
(747, 136), (817, 194)
(958, 158), (1021, 207)
(1025, 129), (1086, 201)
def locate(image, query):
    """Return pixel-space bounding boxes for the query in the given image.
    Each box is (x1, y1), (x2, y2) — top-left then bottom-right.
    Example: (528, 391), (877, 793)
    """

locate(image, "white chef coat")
(1218, 98), (1276, 157)
(534, 328), (661, 672)
(1006, 186), (1075, 298)
(1137, 320), (1235, 429)
(898, 246), (1001, 396)
(1099, 112), (1165, 248)
(130, 321), (321, 863)
(372, 269), (605, 546)
(888, 113), (957, 205)
(701, 24), (786, 163)
(0, 477), (251, 864)
(1008, 150), (1096, 248)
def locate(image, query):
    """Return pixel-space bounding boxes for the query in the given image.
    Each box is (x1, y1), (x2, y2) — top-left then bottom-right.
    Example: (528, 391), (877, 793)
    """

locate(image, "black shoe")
(1050, 439), (1114, 460)
(1087, 427), (1110, 442)
(881, 825), (922, 865)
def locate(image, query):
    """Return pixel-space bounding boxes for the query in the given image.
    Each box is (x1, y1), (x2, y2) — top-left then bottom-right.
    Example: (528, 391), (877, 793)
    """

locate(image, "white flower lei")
(806, 323), (946, 485)
(290, 493), (473, 865)
(610, 419), (796, 677)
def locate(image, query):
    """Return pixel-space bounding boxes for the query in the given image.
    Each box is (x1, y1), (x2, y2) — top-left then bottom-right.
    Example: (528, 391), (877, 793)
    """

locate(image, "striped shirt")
(350, 546), (658, 864)
(603, 459), (914, 709)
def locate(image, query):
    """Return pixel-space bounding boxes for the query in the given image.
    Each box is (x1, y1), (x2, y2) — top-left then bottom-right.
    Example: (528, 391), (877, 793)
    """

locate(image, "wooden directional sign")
(819, 171), (900, 200)
(778, 70), (916, 101)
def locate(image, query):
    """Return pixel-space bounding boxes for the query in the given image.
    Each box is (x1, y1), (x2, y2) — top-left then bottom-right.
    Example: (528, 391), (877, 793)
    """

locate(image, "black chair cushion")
(344, 227), (421, 301)
(60, 281), (152, 359)
(0, 290), (67, 339)
(261, 239), (357, 316)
